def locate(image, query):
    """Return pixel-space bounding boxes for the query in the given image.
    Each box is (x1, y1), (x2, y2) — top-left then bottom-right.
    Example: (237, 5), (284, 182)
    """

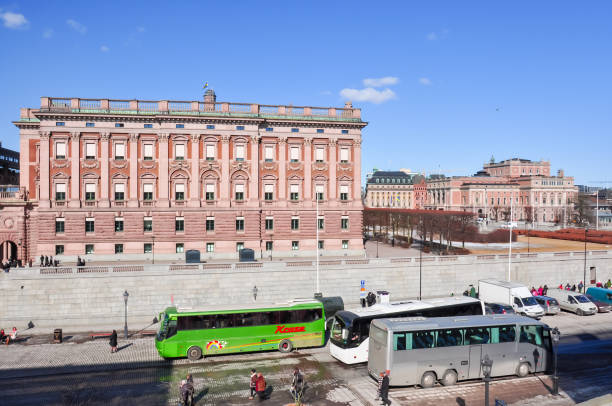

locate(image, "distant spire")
(490, 155), (495, 164)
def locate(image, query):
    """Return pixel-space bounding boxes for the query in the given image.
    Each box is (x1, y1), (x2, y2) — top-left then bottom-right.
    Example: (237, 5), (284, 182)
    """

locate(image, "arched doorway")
(0, 240), (18, 263)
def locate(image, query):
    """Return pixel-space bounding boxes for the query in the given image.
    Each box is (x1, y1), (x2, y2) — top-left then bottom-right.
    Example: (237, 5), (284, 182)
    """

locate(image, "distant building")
(0, 141), (19, 186)
(365, 170), (426, 209)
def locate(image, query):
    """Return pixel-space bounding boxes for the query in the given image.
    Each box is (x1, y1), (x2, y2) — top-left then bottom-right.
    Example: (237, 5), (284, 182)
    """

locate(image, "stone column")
(220, 135), (230, 207)
(189, 134), (200, 207)
(304, 138), (312, 205)
(158, 133), (169, 207)
(329, 138), (337, 203)
(353, 139), (362, 207)
(249, 135), (260, 206)
(99, 132), (110, 207)
(69, 132), (80, 208)
(128, 133), (139, 207)
(39, 131), (50, 208)
(278, 137), (287, 206)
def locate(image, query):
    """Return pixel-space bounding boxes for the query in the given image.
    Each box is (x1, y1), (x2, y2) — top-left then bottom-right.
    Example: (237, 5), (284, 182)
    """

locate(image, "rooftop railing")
(39, 97), (362, 121)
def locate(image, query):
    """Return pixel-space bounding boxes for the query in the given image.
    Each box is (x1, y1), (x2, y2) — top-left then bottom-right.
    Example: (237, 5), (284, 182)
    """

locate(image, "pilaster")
(158, 133), (169, 207)
(249, 135), (260, 206)
(304, 137), (312, 206)
(188, 134), (200, 207)
(353, 138), (362, 208)
(39, 131), (50, 208)
(99, 132), (110, 207)
(69, 132), (80, 208)
(278, 137), (287, 207)
(128, 133), (139, 207)
(220, 135), (230, 207)
(329, 137), (337, 204)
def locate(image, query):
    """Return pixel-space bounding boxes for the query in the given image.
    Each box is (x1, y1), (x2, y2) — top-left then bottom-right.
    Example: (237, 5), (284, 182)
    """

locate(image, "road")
(1, 312), (611, 405)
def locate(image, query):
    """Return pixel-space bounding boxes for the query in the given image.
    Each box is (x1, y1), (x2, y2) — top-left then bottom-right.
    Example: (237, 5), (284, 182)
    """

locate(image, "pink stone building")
(14, 91), (367, 261)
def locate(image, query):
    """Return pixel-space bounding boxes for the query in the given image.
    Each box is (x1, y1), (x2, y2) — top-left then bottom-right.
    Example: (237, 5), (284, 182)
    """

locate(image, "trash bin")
(53, 328), (62, 343)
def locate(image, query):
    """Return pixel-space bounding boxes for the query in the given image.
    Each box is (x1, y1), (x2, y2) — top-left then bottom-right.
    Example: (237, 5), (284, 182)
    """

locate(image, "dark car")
(586, 294), (612, 313)
(485, 303), (516, 315)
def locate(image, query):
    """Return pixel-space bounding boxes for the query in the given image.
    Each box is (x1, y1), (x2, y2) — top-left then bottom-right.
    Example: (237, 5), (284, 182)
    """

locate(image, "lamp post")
(252, 285), (258, 301)
(551, 327), (560, 395)
(419, 220), (423, 300)
(481, 354), (493, 406)
(583, 225), (588, 293)
(123, 290), (129, 339)
(152, 235), (155, 265)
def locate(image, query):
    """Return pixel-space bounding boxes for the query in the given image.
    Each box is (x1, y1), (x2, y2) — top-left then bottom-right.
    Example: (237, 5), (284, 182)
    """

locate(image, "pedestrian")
(0, 329), (7, 344)
(9, 327), (17, 343)
(469, 285), (476, 298)
(543, 285), (548, 296)
(180, 378), (194, 406)
(606, 279), (612, 289)
(109, 329), (118, 353)
(290, 367), (305, 400)
(367, 291), (377, 307)
(578, 281), (584, 293)
(565, 283), (571, 291)
(571, 284), (576, 292)
(530, 286), (536, 296)
(537, 286), (543, 296)
(255, 372), (267, 401)
(380, 370), (391, 405)
(558, 283), (563, 289)
(375, 372), (384, 400)
(249, 368), (257, 400)
(39, 255), (43, 266)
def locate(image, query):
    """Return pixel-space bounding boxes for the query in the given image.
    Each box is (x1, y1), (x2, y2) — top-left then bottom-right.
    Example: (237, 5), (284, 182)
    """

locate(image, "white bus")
(367, 315), (553, 387)
(329, 296), (485, 364)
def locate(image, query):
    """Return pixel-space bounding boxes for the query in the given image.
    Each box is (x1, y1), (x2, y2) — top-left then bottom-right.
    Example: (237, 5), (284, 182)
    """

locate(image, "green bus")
(155, 299), (326, 360)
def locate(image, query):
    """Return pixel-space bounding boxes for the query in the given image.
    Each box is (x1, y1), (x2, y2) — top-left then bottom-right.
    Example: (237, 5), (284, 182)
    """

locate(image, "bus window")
(465, 327), (490, 345)
(239, 312), (257, 327)
(520, 325), (545, 347)
(258, 311), (280, 325)
(166, 319), (177, 338)
(494, 326), (516, 343)
(436, 329), (463, 347)
(393, 332), (407, 350)
(413, 331), (434, 349)
(331, 318), (347, 343)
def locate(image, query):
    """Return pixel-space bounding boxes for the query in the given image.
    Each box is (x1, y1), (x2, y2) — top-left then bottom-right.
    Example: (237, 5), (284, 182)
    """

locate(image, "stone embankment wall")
(1, 250), (611, 330)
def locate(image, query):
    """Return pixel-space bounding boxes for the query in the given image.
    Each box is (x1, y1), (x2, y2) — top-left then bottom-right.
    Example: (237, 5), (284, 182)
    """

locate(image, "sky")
(0, 1), (611, 186)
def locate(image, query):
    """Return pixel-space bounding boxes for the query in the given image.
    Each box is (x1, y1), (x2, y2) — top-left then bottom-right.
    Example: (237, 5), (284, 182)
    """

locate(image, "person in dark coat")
(543, 285), (548, 296)
(39, 255), (44, 266)
(109, 330), (118, 353)
(249, 368), (257, 400)
(380, 370), (391, 405)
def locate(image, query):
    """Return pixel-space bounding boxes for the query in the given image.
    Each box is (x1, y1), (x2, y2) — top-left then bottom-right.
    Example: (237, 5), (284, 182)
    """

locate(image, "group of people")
(375, 370), (391, 405)
(530, 285), (550, 296)
(0, 327), (18, 344)
(556, 282), (584, 292)
(248, 367), (305, 403)
(39, 255), (59, 268)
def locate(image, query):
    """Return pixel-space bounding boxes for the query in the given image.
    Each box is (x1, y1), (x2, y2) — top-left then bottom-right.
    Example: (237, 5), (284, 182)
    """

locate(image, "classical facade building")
(13, 91), (366, 261)
(364, 170), (427, 209)
(426, 158), (578, 224)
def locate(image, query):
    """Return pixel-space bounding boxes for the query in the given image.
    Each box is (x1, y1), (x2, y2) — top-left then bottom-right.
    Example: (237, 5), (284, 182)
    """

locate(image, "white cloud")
(363, 76), (399, 88)
(42, 28), (53, 39)
(426, 32), (437, 41)
(66, 19), (87, 34)
(419, 77), (432, 86)
(0, 10), (28, 29)
(339, 87), (396, 104)
(136, 26), (145, 33)
(100, 45), (110, 52)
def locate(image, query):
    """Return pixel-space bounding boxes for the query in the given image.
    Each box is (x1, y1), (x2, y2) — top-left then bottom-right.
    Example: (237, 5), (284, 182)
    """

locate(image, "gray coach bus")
(368, 315), (553, 387)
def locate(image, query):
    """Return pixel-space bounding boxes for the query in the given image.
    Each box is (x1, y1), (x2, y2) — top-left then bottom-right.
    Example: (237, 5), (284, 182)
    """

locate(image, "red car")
(586, 294), (612, 313)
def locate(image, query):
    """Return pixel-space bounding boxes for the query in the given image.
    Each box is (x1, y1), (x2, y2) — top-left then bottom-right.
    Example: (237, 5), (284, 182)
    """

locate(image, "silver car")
(534, 296), (560, 315)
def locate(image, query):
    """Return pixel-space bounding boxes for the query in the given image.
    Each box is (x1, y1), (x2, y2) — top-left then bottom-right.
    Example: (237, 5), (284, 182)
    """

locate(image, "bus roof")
(342, 296), (481, 318)
(479, 279), (528, 289)
(371, 314), (548, 332)
(162, 298), (322, 315)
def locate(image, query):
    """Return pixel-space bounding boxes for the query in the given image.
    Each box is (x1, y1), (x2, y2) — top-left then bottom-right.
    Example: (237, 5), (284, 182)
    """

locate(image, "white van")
(546, 289), (597, 316)
(478, 279), (544, 318)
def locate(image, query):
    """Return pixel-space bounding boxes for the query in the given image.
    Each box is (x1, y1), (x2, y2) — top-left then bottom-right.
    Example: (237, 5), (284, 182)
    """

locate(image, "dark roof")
(367, 171), (415, 184)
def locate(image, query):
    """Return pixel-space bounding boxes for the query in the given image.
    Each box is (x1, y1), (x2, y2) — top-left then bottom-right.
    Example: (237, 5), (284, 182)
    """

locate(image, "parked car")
(533, 296), (561, 315)
(546, 289), (597, 316)
(484, 302), (516, 315)
(585, 294), (612, 313)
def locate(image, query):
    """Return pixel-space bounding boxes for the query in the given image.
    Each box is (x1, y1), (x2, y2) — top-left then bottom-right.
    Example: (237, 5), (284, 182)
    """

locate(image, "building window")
(176, 124), (185, 129)
(342, 240), (349, 249)
(55, 142), (66, 159)
(318, 240), (324, 249)
(55, 183), (66, 201)
(291, 128), (299, 133)
(206, 124), (215, 129)
(206, 216), (215, 231)
(56, 122), (65, 126)
(318, 216), (324, 230)
(236, 217), (245, 231)
(85, 244), (94, 254)
(265, 127), (273, 132)
(236, 125), (245, 131)
(290, 184), (299, 201)
(114, 143), (125, 160)
(235, 144), (245, 161)
(292, 241), (299, 250)
(55, 218), (65, 233)
(175, 216), (185, 232)
(315, 147), (324, 163)
(144, 243), (152, 253)
(206, 242), (215, 252)
(175, 184), (185, 201)
(115, 217), (124, 232)
(55, 245), (64, 255)
(341, 129), (349, 134)
(114, 123), (124, 128)
(265, 217), (273, 230)
(264, 184), (273, 201)
(143, 216), (153, 232)
(340, 185), (349, 201)
(264, 145), (274, 162)
(340, 148), (349, 163)
(291, 217), (299, 230)
(205, 184), (215, 201)
(341, 216), (349, 229)
(85, 183), (96, 201)
(143, 143), (153, 161)
(316, 185), (324, 201)
(317, 129), (324, 134)
(176, 243), (184, 253)
(143, 183), (153, 201)
(86, 122), (95, 128)
(235, 184), (244, 201)
(114, 183), (125, 201)
(144, 124), (153, 128)
(85, 217), (95, 233)
(265, 241), (273, 251)
(175, 144), (185, 160)
(115, 244), (123, 254)
(206, 144), (215, 160)
(290, 146), (299, 162)
(236, 242), (244, 252)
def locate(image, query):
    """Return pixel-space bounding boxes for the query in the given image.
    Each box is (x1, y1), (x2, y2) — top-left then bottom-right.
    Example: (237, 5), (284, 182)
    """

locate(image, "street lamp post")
(481, 354), (493, 406)
(252, 285), (258, 301)
(419, 220), (423, 300)
(551, 327), (560, 395)
(583, 226), (588, 293)
(123, 290), (129, 339)
(152, 235), (155, 265)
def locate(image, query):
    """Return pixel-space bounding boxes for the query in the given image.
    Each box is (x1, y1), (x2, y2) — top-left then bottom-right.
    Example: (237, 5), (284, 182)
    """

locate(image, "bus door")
(468, 345), (482, 378)
(487, 325), (519, 376)
(518, 325), (551, 372)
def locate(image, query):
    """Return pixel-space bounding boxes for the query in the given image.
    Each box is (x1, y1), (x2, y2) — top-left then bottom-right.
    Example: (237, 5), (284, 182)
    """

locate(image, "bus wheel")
(440, 370), (458, 386)
(516, 362), (530, 377)
(187, 346), (202, 361)
(278, 339), (293, 353)
(420, 371), (437, 388)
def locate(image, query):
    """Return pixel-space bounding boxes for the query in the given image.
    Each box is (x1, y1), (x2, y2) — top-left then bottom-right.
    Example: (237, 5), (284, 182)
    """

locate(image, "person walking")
(469, 285), (476, 298)
(537, 286), (543, 296)
(571, 284), (577, 292)
(578, 281), (584, 293)
(290, 367), (305, 400)
(109, 329), (118, 353)
(39, 255), (44, 266)
(180, 378), (194, 406)
(543, 285), (549, 296)
(255, 372), (267, 401)
(374, 372), (384, 400)
(380, 370), (391, 405)
(606, 279), (612, 289)
(249, 368), (257, 400)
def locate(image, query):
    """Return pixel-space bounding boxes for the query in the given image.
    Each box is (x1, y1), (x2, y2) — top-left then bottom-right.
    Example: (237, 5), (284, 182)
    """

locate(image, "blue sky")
(1, 1), (611, 186)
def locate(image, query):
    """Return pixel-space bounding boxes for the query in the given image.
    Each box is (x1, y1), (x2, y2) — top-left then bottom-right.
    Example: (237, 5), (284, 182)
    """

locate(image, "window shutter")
(264, 184), (273, 193)
(175, 184), (185, 193)
(290, 147), (299, 160)
(340, 148), (349, 161)
(85, 183), (96, 193)
(56, 183), (66, 193)
(236, 145), (245, 159)
(315, 148), (324, 161)
(206, 145), (215, 158)
(236, 184), (244, 193)
(206, 184), (214, 193)
(144, 184), (153, 193)
(115, 143), (125, 157)
(56, 142), (66, 156)
(115, 183), (125, 193)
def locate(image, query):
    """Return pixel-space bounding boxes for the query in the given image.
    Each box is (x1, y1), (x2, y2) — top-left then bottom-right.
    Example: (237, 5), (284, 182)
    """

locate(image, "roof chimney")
(557, 169), (564, 178)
